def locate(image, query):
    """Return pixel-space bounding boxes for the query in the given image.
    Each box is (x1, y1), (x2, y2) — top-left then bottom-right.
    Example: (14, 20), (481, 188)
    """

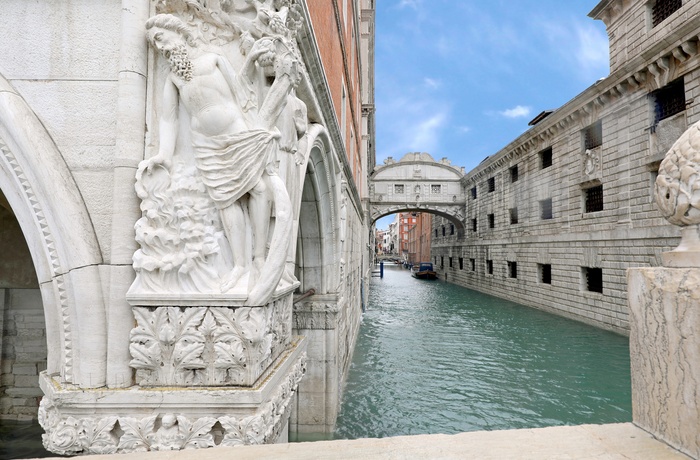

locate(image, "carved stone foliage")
(293, 302), (339, 330)
(656, 120), (700, 227)
(39, 354), (306, 455)
(130, 296), (292, 386)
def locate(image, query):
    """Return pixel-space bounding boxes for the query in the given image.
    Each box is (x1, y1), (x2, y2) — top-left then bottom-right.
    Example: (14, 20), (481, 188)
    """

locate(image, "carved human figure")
(144, 14), (298, 303)
(151, 414), (183, 450)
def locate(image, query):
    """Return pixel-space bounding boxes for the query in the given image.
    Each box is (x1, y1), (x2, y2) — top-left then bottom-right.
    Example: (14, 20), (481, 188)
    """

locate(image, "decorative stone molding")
(583, 147), (602, 181)
(293, 301), (340, 330)
(39, 351), (306, 455)
(130, 295), (293, 386)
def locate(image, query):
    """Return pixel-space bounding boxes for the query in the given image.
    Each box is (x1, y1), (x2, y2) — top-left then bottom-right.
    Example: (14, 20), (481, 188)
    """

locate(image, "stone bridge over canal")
(368, 152), (467, 231)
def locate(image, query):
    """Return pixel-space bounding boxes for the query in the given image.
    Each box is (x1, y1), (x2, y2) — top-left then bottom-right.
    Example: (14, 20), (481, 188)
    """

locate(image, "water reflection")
(334, 265), (631, 439)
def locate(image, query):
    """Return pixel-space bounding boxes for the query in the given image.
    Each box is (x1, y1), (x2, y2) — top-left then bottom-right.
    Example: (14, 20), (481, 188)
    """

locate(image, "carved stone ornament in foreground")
(38, 354), (306, 455)
(128, 0), (307, 306)
(129, 295), (292, 386)
(655, 119), (700, 266)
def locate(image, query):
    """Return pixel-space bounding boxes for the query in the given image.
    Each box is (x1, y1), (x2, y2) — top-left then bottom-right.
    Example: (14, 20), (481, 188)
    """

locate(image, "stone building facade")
(0, 0), (374, 451)
(433, 0), (699, 335)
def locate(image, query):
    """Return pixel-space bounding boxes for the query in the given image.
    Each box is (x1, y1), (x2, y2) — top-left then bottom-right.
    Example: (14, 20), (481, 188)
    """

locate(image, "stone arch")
(0, 75), (106, 388)
(370, 205), (465, 233)
(293, 124), (338, 294)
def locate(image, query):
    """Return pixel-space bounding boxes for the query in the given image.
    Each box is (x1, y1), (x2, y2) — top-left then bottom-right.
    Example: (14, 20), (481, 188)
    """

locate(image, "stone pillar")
(628, 119), (700, 459)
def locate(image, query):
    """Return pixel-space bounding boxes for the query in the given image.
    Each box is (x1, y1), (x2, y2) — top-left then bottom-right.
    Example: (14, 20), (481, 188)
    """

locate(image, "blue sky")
(373, 0), (610, 230)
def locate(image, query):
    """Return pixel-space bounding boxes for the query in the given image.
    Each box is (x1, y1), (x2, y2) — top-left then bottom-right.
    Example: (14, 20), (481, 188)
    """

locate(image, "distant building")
(407, 213), (432, 264)
(432, 0), (698, 335)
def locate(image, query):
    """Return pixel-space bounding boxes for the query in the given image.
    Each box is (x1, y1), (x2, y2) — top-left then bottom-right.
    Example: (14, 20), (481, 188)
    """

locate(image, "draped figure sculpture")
(133, 13), (300, 306)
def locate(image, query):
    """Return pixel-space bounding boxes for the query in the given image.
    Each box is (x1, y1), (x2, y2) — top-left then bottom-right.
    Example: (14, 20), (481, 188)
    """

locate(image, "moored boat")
(411, 262), (437, 280)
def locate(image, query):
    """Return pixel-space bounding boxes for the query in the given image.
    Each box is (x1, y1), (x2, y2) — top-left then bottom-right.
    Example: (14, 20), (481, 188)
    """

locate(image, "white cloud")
(410, 112), (448, 151)
(575, 24), (609, 77)
(397, 0), (420, 9)
(424, 78), (441, 89)
(499, 105), (532, 119)
(457, 126), (471, 134)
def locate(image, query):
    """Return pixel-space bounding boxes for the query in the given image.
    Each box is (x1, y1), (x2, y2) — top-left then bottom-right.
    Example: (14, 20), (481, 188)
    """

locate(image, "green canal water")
(333, 264), (632, 439)
(0, 264), (631, 457)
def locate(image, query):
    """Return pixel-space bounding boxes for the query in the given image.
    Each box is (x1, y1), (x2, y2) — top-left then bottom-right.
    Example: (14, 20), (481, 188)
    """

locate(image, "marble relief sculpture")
(129, 0), (306, 306)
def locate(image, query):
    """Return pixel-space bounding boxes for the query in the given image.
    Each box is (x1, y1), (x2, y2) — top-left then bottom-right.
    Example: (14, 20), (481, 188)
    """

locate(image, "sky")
(373, 0), (610, 230)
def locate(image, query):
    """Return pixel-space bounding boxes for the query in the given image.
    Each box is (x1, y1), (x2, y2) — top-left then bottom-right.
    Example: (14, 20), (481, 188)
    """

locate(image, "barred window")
(488, 213), (495, 228)
(431, 184), (441, 194)
(539, 264), (552, 284)
(508, 261), (517, 279)
(540, 147), (553, 169)
(486, 259), (493, 275)
(394, 184), (404, 194)
(583, 267), (603, 293)
(471, 186), (477, 199)
(583, 121), (603, 150)
(540, 198), (553, 220)
(585, 185), (604, 213)
(651, 78), (685, 125)
(510, 165), (519, 182)
(509, 207), (518, 225)
(652, 0), (682, 27)
(488, 177), (495, 192)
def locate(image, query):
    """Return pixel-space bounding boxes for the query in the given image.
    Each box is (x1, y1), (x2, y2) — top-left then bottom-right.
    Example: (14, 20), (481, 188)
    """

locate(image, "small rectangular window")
(584, 185), (604, 213)
(540, 198), (553, 220)
(434, 228), (438, 238)
(510, 165), (519, 183)
(487, 177), (495, 192)
(394, 184), (404, 194)
(442, 226), (446, 236)
(431, 184), (442, 194)
(509, 208), (518, 225)
(539, 264), (552, 284)
(583, 121), (603, 150)
(459, 257), (464, 270)
(651, 78), (685, 125)
(651, 0), (682, 27)
(471, 218), (477, 232)
(448, 257), (452, 268)
(486, 259), (493, 275)
(583, 267), (603, 293)
(488, 213), (495, 228)
(508, 261), (517, 279)
(441, 256), (444, 269)
(450, 224), (455, 235)
(470, 258), (476, 271)
(471, 186), (477, 199)
(540, 147), (553, 169)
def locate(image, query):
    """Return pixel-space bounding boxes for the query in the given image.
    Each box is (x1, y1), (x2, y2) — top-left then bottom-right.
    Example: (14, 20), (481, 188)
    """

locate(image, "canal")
(334, 264), (631, 439)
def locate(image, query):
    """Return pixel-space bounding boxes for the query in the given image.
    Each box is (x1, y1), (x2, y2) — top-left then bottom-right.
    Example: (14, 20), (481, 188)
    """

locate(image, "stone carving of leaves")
(118, 415), (157, 452)
(219, 414), (266, 447)
(83, 417), (119, 455)
(176, 415), (217, 449)
(43, 416), (83, 455)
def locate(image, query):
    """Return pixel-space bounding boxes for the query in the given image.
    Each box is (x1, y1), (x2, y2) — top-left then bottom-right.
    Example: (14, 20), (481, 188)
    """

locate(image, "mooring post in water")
(380, 261), (384, 278)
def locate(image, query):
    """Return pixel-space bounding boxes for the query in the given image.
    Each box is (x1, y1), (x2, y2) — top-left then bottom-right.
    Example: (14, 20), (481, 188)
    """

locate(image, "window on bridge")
(584, 185), (604, 213)
(540, 147), (553, 169)
(582, 267), (603, 293)
(471, 186), (477, 199)
(488, 213), (495, 228)
(459, 257), (463, 270)
(539, 264), (552, 284)
(431, 184), (441, 194)
(394, 184), (404, 194)
(486, 259), (493, 275)
(508, 261), (517, 279)
(540, 198), (553, 220)
(583, 121), (603, 150)
(509, 207), (518, 225)
(471, 218), (477, 232)
(470, 258), (476, 271)
(651, 0), (682, 27)
(487, 177), (495, 192)
(510, 165), (519, 183)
